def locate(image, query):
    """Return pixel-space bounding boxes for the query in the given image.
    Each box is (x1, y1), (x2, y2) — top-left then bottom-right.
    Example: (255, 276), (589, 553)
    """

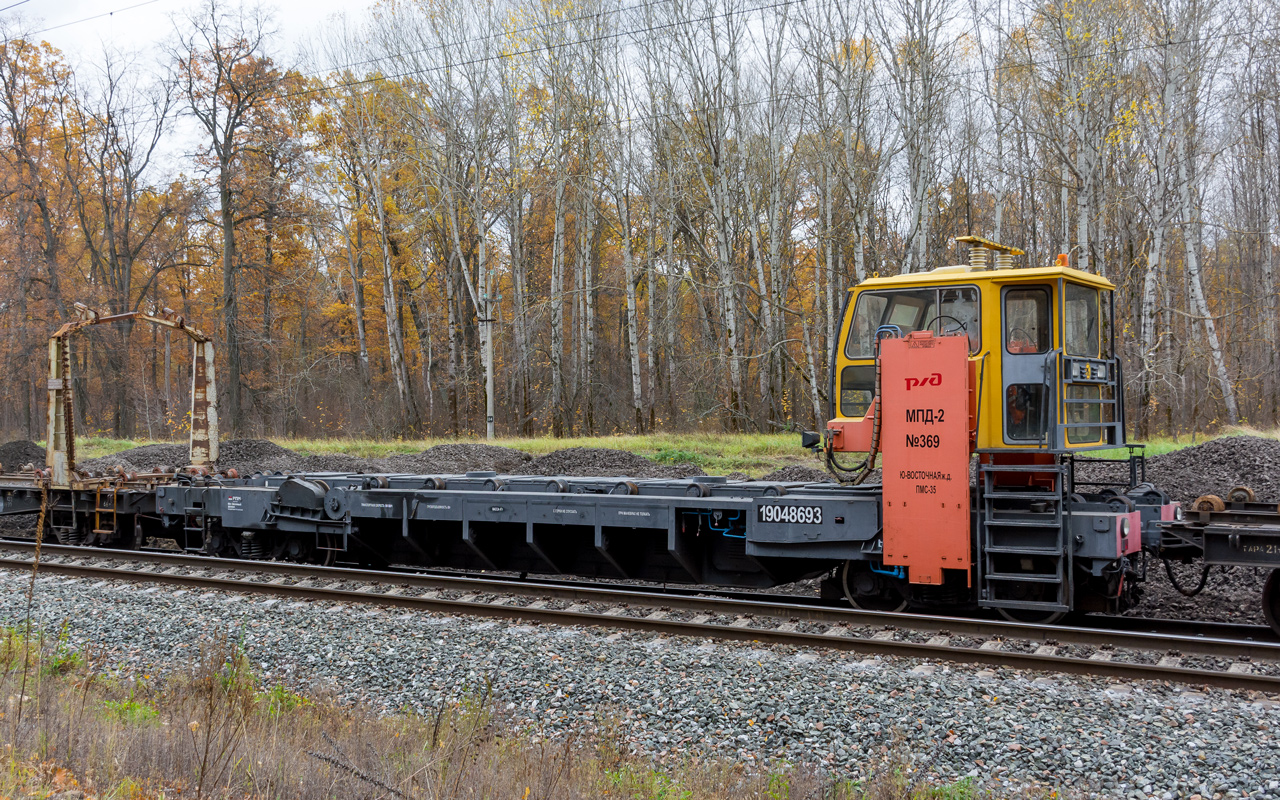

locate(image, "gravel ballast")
(2, 569), (1279, 798)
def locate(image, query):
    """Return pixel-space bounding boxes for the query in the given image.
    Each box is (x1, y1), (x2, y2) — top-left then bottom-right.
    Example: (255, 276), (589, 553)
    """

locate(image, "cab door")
(1000, 285), (1054, 445)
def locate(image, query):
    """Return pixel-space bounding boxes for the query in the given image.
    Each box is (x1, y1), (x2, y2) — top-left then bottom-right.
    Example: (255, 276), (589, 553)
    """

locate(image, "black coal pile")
(220, 439), (300, 473)
(1130, 562), (1268, 625)
(1088, 435), (1280, 625)
(1075, 435), (1280, 506)
(390, 443), (532, 474)
(527, 447), (704, 479)
(79, 443), (187, 472)
(759, 465), (835, 483)
(0, 440), (45, 471)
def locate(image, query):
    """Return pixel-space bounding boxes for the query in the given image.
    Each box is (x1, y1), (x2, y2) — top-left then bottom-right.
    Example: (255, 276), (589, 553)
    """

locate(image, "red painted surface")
(827, 400), (877, 452)
(879, 332), (972, 586)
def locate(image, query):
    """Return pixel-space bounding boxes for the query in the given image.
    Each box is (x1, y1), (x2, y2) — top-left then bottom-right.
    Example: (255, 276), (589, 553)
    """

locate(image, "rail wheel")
(841, 561), (908, 613)
(997, 606), (1067, 625)
(1264, 569), (1280, 636)
(316, 533), (338, 567)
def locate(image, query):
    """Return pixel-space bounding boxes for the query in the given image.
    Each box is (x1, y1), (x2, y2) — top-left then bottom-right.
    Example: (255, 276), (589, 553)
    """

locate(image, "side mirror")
(800, 431), (822, 450)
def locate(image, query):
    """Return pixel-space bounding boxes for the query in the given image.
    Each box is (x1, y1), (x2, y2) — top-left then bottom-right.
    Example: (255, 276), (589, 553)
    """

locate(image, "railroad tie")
(1088, 649), (1114, 662)
(601, 606), (627, 616)
(1157, 653), (1182, 668)
(978, 639), (1004, 651)
(775, 622), (798, 632)
(689, 614), (712, 625)
(871, 629), (896, 641)
(1228, 660), (1253, 674)
(526, 600), (547, 609)
(646, 610), (668, 620)
(1033, 644), (1058, 657)
(926, 635), (952, 647)
(730, 616), (753, 628)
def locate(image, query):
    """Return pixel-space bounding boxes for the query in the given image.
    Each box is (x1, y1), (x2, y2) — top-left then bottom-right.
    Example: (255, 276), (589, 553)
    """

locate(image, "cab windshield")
(845, 287), (980, 358)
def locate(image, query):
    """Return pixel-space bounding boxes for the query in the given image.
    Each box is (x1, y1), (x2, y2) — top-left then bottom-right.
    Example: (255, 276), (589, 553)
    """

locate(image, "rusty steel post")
(189, 340), (219, 466)
(45, 336), (73, 486)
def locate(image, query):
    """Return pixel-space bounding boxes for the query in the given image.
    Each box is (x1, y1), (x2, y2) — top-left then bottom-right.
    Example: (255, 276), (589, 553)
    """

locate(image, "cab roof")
(849, 264), (1116, 292)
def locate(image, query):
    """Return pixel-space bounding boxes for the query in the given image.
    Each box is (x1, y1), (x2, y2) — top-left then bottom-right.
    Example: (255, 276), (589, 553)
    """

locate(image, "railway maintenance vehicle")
(1, 238), (1278, 633)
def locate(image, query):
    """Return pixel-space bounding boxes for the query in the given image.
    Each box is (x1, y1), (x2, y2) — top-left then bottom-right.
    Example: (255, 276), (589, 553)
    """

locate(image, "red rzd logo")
(904, 373), (943, 391)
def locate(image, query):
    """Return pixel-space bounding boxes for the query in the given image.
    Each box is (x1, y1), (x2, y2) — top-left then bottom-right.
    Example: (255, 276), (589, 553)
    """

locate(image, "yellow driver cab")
(829, 251), (1121, 454)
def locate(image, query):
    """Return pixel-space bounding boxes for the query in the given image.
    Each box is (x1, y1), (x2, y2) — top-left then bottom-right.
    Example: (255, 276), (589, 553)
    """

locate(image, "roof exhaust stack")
(956, 235), (1025, 271)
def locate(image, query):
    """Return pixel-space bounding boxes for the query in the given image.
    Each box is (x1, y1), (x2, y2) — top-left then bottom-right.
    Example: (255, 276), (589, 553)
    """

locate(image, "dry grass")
(0, 625), (1050, 800)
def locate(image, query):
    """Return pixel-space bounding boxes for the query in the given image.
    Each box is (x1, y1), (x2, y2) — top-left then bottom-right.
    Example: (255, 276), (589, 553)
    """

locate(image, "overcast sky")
(20, 0), (376, 68)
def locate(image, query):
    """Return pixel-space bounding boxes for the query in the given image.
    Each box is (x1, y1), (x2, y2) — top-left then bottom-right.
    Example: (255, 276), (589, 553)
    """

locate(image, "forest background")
(0, 0), (1273, 442)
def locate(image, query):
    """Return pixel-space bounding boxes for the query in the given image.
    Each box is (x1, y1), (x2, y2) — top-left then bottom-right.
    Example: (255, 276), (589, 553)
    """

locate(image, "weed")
(100, 698), (159, 725)
(259, 682), (309, 716)
(652, 447), (705, 465)
(39, 622), (84, 678)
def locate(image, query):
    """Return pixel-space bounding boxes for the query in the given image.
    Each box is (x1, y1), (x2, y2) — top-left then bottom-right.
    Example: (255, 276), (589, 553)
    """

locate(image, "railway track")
(2, 539), (1279, 693)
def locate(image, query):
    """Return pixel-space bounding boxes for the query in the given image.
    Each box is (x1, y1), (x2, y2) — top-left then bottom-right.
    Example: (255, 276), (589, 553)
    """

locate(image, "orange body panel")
(879, 333), (972, 585)
(827, 400), (877, 452)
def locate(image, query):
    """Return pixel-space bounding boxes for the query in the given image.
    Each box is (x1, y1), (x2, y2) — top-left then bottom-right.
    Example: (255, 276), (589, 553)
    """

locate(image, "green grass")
(64, 432), (821, 477)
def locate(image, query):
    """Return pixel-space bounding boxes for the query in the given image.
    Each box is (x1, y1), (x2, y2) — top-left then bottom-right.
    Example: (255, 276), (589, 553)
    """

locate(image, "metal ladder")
(183, 504), (208, 552)
(978, 463), (1071, 613)
(93, 482), (120, 539)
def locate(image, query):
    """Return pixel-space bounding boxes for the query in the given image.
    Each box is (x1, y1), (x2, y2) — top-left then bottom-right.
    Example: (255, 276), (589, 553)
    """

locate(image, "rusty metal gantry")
(45, 303), (219, 487)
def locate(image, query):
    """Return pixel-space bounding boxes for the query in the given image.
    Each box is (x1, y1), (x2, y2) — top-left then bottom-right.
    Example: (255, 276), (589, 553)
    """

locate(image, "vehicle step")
(982, 572), (1062, 583)
(983, 518), (1062, 528)
(979, 599), (1070, 611)
(981, 545), (1063, 555)
(983, 488), (1064, 496)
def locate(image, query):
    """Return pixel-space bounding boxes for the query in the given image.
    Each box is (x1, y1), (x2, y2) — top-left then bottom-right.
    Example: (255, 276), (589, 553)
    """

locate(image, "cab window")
(840, 365), (875, 417)
(939, 287), (981, 353)
(1064, 284), (1099, 357)
(845, 287), (979, 358)
(1004, 287), (1051, 354)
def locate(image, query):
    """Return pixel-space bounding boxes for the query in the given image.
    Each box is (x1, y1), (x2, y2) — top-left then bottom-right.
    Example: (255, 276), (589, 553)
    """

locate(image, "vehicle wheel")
(1264, 569), (1280, 636)
(841, 560), (908, 613)
(997, 606), (1068, 625)
(315, 532), (338, 567)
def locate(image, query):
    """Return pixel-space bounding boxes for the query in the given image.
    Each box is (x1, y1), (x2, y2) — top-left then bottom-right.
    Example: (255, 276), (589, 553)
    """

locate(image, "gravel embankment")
(2, 568), (1279, 798)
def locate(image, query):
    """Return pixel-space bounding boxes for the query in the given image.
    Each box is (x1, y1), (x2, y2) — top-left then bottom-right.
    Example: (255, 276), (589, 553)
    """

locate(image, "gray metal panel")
(747, 497), (879, 544)
(412, 494), (463, 521)
(464, 498), (528, 523)
(529, 499), (599, 525)
(597, 502), (669, 529)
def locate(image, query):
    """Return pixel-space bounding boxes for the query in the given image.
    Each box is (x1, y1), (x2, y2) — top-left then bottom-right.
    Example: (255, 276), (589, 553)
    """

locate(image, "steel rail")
(1, 545), (1279, 691)
(1, 553), (1278, 693)
(1, 539), (1277, 659)
(3, 539), (1272, 645)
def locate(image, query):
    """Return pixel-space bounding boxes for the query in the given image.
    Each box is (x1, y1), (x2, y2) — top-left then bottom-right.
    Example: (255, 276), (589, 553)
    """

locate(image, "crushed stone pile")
(527, 447), (704, 479)
(0, 440), (45, 471)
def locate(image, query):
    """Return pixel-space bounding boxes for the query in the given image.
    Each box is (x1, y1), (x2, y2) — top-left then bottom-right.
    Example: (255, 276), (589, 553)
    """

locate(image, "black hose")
(1163, 558), (1212, 597)
(852, 350), (883, 486)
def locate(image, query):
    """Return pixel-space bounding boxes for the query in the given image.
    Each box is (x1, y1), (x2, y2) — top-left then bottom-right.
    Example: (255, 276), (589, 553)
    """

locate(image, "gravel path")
(3, 568), (1279, 798)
